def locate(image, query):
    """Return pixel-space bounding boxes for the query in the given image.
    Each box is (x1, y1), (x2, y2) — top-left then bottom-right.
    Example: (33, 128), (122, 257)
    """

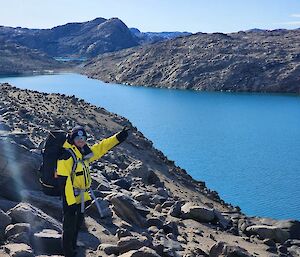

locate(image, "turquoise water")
(1, 73), (300, 220)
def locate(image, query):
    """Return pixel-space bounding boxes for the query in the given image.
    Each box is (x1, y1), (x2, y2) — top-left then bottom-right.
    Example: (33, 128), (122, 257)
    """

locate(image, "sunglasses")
(74, 135), (87, 142)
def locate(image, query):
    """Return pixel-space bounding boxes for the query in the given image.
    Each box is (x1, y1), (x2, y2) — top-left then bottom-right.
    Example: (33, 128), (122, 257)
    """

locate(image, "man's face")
(73, 136), (87, 148)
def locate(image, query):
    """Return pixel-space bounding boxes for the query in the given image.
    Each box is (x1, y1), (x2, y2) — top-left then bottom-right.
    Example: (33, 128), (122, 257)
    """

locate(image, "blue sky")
(1, 0), (300, 33)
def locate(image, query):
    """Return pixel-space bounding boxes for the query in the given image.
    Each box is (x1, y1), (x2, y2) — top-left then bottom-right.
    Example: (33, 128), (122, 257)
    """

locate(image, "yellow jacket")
(57, 134), (119, 206)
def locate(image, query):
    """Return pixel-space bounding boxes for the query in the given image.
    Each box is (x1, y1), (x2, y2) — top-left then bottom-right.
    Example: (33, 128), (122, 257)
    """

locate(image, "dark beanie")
(70, 126), (87, 142)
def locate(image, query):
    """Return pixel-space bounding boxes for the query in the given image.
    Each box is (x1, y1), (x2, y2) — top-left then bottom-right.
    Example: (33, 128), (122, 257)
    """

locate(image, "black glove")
(116, 126), (129, 143)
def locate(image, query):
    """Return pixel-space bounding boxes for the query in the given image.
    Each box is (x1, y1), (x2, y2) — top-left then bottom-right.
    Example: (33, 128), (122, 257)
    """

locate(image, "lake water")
(1, 73), (300, 220)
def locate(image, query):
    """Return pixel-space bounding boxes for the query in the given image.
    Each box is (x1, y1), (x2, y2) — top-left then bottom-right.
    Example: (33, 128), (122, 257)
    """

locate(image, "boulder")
(214, 210), (231, 229)
(0, 122), (12, 131)
(163, 221), (179, 236)
(245, 225), (289, 243)
(5, 223), (31, 239)
(114, 178), (132, 190)
(275, 220), (300, 240)
(0, 138), (41, 201)
(5, 223), (31, 245)
(0, 198), (18, 212)
(6, 232), (31, 245)
(119, 246), (160, 257)
(3, 243), (34, 257)
(116, 228), (133, 239)
(21, 190), (62, 220)
(133, 192), (151, 204)
(160, 236), (183, 255)
(0, 209), (12, 233)
(125, 161), (160, 185)
(168, 201), (182, 218)
(181, 203), (215, 223)
(5, 132), (36, 149)
(117, 235), (151, 254)
(7, 203), (61, 232)
(85, 197), (112, 219)
(31, 229), (63, 255)
(98, 243), (119, 255)
(91, 172), (112, 191)
(209, 241), (253, 257)
(109, 193), (147, 227)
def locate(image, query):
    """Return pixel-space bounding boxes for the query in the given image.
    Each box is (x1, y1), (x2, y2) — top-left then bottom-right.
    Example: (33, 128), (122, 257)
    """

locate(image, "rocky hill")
(130, 28), (192, 44)
(0, 18), (138, 58)
(0, 83), (300, 256)
(0, 41), (67, 75)
(83, 29), (300, 94)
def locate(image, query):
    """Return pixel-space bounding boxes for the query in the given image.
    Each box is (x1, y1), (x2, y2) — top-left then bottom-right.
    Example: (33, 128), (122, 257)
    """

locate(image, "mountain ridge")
(83, 29), (300, 94)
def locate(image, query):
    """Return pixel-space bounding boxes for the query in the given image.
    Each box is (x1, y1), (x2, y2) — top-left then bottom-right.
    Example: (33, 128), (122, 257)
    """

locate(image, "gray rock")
(245, 225), (289, 243)
(31, 229), (63, 255)
(5, 223), (31, 239)
(209, 241), (253, 257)
(181, 203), (215, 223)
(278, 245), (288, 254)
(163, 221), (179, 236)
(98, 243), (119, 255)
(263, 238), (276, 247)
(0, 139), (41, 201)
(116, 228), (133, 239)
(0, 209), (12, 233)
(0, 122), (12, 131)
(147, 217), (164, 229)
(214, 210), (231, 229)
(21, 190), (62, 221)
(85, 197), (112, 219)
(125, 161), (160, 185)
(117, 235), (151, 254)
(6, 232), (31, 245)
(161, 200), (175, 209)
(7, 203), (61, 232)
(109, 193), (146, 227)
(3, 243), (34, 257)
(0, 198), (18, 212)
(133, 192), (151, 204)
(168, 201), (182, 218)
(5, 132), (36, 149)
(118, 246), (160, 257)
(284, 239), (300, 247)
(114, 178), (132, 190)
(91, 173), (112, 191)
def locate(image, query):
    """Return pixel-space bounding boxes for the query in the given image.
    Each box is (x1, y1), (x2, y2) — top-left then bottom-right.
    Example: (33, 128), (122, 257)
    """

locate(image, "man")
(57, 125), (129, 257)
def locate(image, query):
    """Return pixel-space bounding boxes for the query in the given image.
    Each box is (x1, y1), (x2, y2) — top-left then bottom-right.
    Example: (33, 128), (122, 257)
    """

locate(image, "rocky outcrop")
(0, 41), (67, 75)
(0, 17), (138, 58)
(0, 83), (299, 256)
(83, 29), (300, 94)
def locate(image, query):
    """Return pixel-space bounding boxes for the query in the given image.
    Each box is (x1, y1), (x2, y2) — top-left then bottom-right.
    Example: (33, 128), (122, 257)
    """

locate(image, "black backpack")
(39, 130), (76, 196)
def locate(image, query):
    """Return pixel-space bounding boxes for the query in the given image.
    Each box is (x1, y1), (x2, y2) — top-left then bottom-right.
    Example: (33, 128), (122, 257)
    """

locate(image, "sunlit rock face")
(83, 29), (300, 94)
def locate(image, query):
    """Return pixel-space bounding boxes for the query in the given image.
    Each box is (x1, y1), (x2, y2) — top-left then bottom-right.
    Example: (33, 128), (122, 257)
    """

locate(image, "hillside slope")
(83, 29), (300, 94)
(0, 83), (299, 256)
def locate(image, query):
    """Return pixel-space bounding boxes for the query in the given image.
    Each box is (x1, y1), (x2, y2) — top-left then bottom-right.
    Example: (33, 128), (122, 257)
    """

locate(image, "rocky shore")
(0, 42), (68, 75)
(83, 29), (300, 94)
(0, 83), (299, 257)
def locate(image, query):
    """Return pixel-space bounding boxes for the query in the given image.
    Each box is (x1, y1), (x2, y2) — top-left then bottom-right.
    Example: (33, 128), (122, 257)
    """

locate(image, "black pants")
(62, 198), (86, 257)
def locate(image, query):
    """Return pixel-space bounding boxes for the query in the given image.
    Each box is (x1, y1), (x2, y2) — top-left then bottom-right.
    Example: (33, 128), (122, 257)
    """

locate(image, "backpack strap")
(65, 148), (77, 182)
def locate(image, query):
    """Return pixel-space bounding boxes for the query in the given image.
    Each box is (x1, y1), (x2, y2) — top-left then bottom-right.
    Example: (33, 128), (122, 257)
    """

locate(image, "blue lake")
(1, 73), (300, 220)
